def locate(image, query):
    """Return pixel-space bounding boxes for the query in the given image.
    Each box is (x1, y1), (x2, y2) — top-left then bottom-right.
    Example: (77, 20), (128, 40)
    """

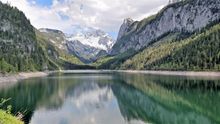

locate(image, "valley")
(0, 0), (220, 73)
(0, 0), (220, 72)
(0, 0), (220, 123)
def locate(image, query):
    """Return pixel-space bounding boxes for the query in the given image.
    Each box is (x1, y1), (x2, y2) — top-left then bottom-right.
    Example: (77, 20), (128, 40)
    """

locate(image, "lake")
(0, 71), (220, 124)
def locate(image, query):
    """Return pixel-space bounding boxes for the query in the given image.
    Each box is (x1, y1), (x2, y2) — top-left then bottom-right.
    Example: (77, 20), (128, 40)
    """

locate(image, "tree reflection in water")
(0, 72), (219, 124)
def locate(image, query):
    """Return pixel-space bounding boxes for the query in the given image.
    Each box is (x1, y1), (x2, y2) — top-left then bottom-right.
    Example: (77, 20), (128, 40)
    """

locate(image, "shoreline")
(117, 70), (220, 77)
(59, 70), (220, 77)
(0, 72), (49, 84)
(1, 70), (220, 84)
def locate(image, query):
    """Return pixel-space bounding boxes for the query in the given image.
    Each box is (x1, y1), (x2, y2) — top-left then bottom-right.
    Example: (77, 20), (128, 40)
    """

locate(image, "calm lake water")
(0, 71), (220, 124)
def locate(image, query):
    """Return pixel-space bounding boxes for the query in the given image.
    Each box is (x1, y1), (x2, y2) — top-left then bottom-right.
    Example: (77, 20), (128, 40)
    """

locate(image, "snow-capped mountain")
(67, 27), (115, 52)
(66, 27), (116, 62)
(67, 40), (101, 63)
(39, 27), (116, 63)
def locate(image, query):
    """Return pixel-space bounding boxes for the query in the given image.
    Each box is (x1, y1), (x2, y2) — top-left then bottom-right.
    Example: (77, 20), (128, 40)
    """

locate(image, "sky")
(0, 0), (168, 39)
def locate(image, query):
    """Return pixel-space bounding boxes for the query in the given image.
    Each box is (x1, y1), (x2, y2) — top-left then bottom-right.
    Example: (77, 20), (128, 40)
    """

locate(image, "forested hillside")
(0, 2), (92, 73)
(96, 0), (220, 71)
(1, 0), (220, 72)
(94, 49), (136, 69)
(120, 23), (220, 71)
(35, 30), (90, 70)
(0, 2), (56, 73)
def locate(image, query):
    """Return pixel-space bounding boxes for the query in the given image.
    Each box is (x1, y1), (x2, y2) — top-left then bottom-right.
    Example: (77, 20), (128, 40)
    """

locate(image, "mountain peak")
(117, 18), (135, 40)
(123, 18), (134, 24)
(67, 27), (115, 51)
(65, 27), (116, 62)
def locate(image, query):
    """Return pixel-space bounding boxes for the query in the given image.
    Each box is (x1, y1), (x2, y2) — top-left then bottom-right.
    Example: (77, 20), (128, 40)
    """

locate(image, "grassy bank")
(0, 110), (23, 124)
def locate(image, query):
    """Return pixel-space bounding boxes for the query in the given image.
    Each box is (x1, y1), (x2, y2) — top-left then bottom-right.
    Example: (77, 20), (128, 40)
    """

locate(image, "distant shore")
(1, 70), (220, 84)
(118, 70), (220, 77)
(59, 70), (220, 77)
(0, 72), (49, 84)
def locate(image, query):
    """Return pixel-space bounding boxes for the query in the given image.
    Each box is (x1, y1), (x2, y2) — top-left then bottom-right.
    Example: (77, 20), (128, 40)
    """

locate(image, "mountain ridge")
(1, 0), (220, 72)
(0, 2), (58, 72)
(39, 27), (116, 63)
(96, 0), (220, 71)
(111, 0), (220, 55)
(0, 1), (95, 73)
(120, 23), (220, 70)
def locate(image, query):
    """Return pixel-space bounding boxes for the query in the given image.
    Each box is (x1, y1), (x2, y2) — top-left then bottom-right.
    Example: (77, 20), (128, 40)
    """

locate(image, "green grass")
(94, 49), (136, 69)
(92, 56), (115, 67)
(0, 110), (23, 124)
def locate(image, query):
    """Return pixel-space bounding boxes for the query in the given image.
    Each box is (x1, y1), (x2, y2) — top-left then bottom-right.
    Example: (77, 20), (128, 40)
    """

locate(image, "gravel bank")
(0, 72), (49, 83)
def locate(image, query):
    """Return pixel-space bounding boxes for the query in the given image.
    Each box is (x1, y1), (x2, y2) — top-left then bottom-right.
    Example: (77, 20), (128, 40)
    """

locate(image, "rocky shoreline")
(0, 72), (49, 84)
(1, 70), (220, 84)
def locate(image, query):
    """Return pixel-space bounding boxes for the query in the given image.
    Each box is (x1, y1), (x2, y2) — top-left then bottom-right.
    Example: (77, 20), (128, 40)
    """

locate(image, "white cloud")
(0, 0), (168, 36)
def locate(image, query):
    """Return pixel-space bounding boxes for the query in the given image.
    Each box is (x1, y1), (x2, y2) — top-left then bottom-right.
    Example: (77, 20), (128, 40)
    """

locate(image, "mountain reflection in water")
(0, 72), (219, 124)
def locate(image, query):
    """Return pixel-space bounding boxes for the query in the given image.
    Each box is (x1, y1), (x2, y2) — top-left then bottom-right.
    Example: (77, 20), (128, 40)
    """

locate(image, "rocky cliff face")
(39, 28), (68, 52)
(111, 0), (220, 54)
(117, 18), (135, 40)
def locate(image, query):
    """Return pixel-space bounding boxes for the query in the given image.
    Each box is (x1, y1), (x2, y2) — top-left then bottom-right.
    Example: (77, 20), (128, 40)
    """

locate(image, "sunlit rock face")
(111, 0), (220, 54)
(39, 28), (68, 52)
(117, 18), (135, 41)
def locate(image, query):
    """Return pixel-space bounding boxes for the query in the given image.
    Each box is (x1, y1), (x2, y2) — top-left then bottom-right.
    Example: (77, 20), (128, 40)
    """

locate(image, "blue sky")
(1, 0), (168, 39)
(29, 0), (53, 7)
